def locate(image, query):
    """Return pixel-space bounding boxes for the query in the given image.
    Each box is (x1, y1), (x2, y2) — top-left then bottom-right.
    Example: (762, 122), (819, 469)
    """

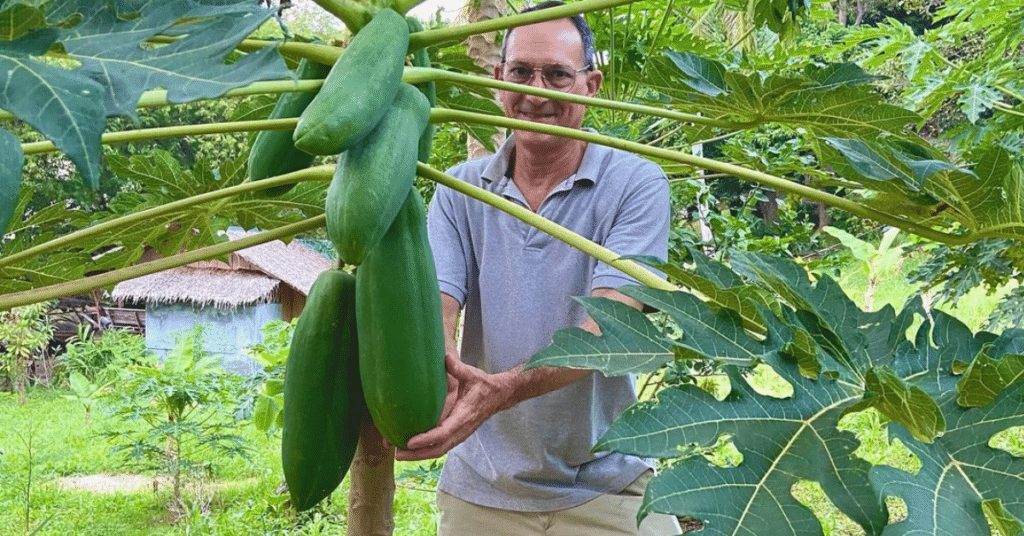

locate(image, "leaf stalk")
(403, 67), (751, 129)
(21, 119), (301, 155)
(407, 0), (640, 51)
(416, 163), (677, 292)
(430, 108), (971, 246)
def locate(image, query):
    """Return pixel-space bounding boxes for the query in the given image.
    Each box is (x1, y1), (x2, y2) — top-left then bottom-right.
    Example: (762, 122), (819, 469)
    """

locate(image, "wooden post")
(345, 413), (396, 536)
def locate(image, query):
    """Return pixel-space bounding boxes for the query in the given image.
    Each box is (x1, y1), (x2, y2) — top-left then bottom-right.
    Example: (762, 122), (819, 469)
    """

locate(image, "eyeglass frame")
(498, 61), (594, 91)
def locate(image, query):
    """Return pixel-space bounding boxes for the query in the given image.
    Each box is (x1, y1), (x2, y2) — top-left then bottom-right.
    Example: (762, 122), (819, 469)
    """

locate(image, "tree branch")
(402, 67), (753, 129)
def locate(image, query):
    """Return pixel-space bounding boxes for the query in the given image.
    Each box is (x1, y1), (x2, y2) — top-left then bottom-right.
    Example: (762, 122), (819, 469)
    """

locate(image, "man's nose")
(524, 71), (546, 88)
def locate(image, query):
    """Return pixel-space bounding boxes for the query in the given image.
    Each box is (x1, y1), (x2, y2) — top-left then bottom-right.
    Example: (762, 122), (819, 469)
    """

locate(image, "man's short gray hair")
(500, 0), (596, 71)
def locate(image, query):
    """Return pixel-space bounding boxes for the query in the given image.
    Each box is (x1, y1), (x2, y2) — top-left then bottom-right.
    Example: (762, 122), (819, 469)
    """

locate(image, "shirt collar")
(480, 129), (603, 187)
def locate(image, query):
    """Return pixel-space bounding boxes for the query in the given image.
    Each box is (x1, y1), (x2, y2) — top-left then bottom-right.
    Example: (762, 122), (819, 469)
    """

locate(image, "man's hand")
(394, 288), (640, 462)
(396, 349), (512, 461)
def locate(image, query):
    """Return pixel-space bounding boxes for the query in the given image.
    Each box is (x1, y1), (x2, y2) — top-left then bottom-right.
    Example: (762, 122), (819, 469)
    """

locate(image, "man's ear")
(585, 69), (603, 97)
(493, 63), (503, 80)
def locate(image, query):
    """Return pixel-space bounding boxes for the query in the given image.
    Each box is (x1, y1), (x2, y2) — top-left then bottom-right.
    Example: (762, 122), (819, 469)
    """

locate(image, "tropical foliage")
(1, 0), (1022, 534)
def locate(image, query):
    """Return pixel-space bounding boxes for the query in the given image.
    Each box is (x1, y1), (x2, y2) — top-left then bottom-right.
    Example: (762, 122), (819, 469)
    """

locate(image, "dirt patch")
(55, 474), (172, 494)
(53, 474), (260, 494)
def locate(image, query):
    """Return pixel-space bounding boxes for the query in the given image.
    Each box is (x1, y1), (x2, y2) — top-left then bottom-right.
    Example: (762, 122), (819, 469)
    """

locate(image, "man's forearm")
(494, 287), (642, 411)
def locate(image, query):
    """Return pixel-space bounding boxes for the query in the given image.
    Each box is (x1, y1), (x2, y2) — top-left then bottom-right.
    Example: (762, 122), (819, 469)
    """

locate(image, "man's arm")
(396, 287), (642, 461)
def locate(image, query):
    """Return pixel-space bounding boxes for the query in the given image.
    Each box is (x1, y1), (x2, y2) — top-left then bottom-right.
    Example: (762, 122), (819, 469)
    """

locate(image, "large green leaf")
(528, 249), (1024, 534)
(530, 296), (675, 375)
(821, 139), (1024, 241)
(0, 1), (49, 40)
(0, 0), (287, 191)
(630, 54), (920, 139)
(663, 51), (728, 97)
(50, 0), (287, 117)
(871, 383), (1024, 536)
(101, 148), (324, 263)
(956, 331), (1024, 408)
(0, 146), (326, 293)
(0, 127), (23, 234)
(0, 28), (106, 186)
(607, 366), (883, 535)
(954, 78), (1002, 124)
(0, 189), (90, 294)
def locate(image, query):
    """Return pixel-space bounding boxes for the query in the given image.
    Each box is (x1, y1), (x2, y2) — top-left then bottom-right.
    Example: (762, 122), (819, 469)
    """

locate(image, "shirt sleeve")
(426, 180), (473, 307)
(591, 172), (670, 290)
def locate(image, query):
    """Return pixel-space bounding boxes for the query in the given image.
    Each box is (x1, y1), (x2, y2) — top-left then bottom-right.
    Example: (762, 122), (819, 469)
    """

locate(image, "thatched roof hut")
(112, 230), (332, 321)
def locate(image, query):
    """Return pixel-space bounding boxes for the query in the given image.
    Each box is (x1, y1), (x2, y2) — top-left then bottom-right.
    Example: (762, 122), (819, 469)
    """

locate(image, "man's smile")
(519, 110), (558, 121)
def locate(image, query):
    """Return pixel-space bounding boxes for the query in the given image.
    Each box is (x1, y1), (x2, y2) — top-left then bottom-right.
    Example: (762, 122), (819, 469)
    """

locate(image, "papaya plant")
(1, 0), (1023, 534)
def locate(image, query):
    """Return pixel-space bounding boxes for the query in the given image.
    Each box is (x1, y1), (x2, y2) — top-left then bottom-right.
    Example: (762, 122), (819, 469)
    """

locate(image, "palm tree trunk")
(463, 0), (509, 159)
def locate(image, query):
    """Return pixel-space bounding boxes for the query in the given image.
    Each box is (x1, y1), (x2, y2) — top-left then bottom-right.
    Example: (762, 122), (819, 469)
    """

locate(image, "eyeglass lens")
(504, 64), (579, 89)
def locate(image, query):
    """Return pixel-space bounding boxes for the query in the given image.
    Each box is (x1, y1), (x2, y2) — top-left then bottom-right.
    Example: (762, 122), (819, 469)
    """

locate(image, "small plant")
(61, 371), (110, 427)
(99, 325), (252, 512)
(238, 319), (295, 435)
(4, 427), (56, 536)
(59, 325), (152, 385)
(0, 303), (53, 405)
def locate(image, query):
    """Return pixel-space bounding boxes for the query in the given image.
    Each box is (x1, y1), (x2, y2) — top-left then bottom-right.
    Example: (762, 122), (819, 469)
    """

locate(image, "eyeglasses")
(500, 62), (591, 91)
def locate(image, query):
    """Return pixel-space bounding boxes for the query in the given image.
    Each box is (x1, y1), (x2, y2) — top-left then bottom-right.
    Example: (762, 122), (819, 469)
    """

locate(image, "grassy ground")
(0, 389), (439, 536)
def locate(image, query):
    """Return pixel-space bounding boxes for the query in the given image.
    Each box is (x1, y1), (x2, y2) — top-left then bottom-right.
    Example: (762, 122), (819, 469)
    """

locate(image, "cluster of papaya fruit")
(247, 8), (445, 511)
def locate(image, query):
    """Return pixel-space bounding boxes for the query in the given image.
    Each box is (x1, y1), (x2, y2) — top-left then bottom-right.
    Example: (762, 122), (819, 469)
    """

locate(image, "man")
(398, 2), (682, 534)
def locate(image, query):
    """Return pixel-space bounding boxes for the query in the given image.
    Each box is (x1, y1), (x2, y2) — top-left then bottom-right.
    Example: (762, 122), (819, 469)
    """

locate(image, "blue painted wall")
(145, 302), (281, 376)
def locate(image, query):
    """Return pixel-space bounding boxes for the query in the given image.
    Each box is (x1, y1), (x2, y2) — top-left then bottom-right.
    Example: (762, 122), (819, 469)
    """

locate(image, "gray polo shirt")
(426, 132), (669, 512)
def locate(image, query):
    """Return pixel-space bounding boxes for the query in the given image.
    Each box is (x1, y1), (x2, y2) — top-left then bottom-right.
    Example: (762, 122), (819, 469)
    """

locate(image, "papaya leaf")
(596, 322), (887, 536)
(728, 251), (922, 377)
(870, 383), (1024, 536)
(804, 62), (885, 90)
(842, 367), (945, 443)
(981, 499), (1023, 536)
(663, 50), (728, 97)
(820, 137), (967, 194)
(435, 81), (501, 152)
(954, 78), (1001, 124)
(101, 148), (324, 265)
(529, 296), (675, 375)
(0, 28), (106, 186)
(0, 127), (23, 234)
(0, 1), (48, 40)
(50, 0), (288, 118)
(957, 353), (1024, 408)
(636, 54), (920, 139)
(627, 251), (778, 328)
(0, 193), (90, 294)
(950, 145), (1024, 239)
(0, 1), (287, 190)
(531, 250), (1024, 535)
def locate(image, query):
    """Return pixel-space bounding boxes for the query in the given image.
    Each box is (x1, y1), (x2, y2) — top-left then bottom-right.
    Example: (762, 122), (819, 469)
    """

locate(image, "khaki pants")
(437, 471), (682, 536)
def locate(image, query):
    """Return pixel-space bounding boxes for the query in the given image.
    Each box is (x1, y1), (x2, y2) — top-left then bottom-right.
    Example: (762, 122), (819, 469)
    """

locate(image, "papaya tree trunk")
(345, 413), (395, 536)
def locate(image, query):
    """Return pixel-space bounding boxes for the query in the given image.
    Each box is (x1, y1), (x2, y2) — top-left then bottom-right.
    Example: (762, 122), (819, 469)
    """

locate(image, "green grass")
(0, 388), (438, 536)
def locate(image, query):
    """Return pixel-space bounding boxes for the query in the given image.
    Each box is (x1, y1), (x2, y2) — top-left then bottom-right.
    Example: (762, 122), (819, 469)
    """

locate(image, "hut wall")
(279, 286), (307, 322)
(145, 302), (282, 375)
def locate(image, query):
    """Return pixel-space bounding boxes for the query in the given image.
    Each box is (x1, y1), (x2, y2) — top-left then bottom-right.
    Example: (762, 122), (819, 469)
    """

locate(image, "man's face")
(494, 18), (602, 150)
